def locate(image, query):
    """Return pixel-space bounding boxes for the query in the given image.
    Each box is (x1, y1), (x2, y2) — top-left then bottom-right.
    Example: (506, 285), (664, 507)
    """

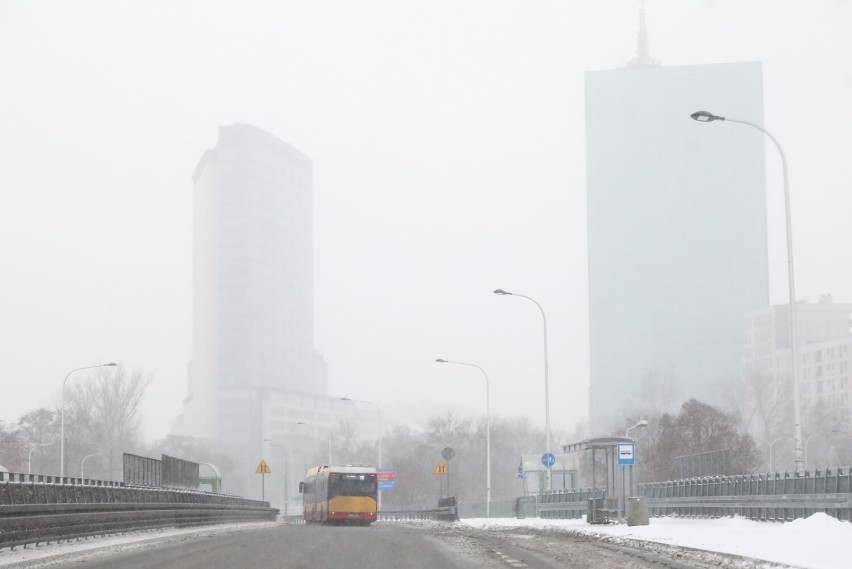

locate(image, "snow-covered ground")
(459, 514), (852, 569)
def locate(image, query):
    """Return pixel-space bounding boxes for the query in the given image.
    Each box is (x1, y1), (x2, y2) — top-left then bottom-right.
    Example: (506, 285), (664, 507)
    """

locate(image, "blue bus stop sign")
(541, 452), (556, 468)
(617, 443), (636, 465)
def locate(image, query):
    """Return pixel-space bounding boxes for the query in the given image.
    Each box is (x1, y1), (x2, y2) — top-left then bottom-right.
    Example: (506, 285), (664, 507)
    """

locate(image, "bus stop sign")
(617, 443), (636, 465)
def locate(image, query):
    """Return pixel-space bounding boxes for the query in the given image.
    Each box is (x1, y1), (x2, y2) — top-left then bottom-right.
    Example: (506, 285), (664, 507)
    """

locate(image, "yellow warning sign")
(433, 460), (448, 475)
(255, 459), (272, 474)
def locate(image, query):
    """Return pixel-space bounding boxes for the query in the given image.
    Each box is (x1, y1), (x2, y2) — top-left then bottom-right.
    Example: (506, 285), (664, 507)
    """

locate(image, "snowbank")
(459, 514), (852, 569)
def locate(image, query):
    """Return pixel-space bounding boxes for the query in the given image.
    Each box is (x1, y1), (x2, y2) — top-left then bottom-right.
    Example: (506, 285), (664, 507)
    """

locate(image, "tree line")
(0, 365), (147, 479)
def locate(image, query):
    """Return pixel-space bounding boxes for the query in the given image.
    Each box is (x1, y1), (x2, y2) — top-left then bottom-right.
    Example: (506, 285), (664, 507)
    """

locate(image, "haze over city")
(1, 0), (850, 446)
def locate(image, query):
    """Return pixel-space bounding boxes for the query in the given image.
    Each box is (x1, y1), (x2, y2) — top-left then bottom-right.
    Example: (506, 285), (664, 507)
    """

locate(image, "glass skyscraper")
(175, 124), (330, 496)
(586, 62), (769, 432)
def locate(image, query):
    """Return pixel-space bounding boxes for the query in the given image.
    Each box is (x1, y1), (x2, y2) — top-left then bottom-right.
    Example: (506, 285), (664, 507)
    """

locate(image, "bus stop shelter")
(562, 436), (647, 524)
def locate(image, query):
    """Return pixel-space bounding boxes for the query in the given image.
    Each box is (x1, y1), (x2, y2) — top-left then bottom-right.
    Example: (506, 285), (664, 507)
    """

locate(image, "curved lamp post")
(60, 363), (117, 478)
(769, 436), (795, 473)
(340, 397), (383, 511)
(435, 358), (491, 517)
(625, 419), (648, 438)
(297, 421), (331, 465)
(262, 440), (293, 512)
(494, 288), (552, 490)
(27, 439), (55, 475)
(691, 110), (804, 475)
(80, 450), (105, 479)
(804, 433), (825, 470)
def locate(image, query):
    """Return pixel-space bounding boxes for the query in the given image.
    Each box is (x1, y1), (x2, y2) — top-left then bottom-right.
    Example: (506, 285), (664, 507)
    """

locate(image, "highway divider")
(0, 472), (278, 549)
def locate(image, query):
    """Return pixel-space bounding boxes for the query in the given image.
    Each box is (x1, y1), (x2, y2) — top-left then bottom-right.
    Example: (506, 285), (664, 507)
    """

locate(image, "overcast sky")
(1, 0), (850, 442)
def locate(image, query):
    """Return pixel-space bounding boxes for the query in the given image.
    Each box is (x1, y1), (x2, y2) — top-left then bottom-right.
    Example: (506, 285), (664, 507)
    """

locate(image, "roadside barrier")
(526, 466), (852, 523)
(0, 472), (278, 549)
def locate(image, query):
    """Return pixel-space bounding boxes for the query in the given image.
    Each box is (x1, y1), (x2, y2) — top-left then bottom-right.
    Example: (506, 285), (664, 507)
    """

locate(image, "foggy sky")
(1, 0), (850, 442)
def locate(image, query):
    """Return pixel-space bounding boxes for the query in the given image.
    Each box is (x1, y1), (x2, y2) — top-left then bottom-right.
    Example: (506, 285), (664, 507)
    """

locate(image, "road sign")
(541, 453), (556, 468)
(617, 443), (636, 465)
(433, 460), (448, 475)
(441, 447), (455, 461)
(378, 469), (395, 489)
(255, 459), (272, 474)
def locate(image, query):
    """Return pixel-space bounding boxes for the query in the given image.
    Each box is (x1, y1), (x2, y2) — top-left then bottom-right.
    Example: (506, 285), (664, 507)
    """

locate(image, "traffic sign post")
(434, 459), (449, 497)
(439, 448), (453, 497)
(256, 459), (272, 501)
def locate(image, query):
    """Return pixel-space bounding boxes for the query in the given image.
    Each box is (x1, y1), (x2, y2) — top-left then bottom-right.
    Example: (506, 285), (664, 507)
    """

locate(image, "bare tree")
(64, 365), (149, 480)
(741, 365), (792, 468)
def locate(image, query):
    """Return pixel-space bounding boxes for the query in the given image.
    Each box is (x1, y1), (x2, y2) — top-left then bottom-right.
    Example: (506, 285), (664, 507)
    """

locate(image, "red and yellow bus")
(299, 464), (377, 525)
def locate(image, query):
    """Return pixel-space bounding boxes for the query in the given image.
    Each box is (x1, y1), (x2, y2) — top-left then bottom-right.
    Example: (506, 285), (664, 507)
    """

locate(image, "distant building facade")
(743, 296), (852, 430)
(174, 124), (360, 501)
(586, 62), (769, 432)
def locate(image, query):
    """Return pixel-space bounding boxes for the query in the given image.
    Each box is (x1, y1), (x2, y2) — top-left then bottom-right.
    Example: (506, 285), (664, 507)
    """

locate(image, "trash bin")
(626, 497), (649, 526)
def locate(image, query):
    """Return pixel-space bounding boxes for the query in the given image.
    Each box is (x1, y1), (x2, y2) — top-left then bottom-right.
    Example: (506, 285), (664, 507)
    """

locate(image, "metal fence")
(525, 466), (852, 523)
(640, 467), (852, 522)
(0, 471), (277, 549)
(673, 448), (732, 479)
(123, 453), (200, 489)
(123, 453), (161, 487)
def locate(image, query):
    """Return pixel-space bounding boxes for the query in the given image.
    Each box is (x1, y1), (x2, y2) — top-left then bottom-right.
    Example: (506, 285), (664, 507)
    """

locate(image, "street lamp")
(80, 450), (105, 479)
(769, 437), (794, 473)
(340, 397), (383, 511)
(435, 358), (491, 518)
(297, 421), (331, 464)
(27, 439), (55, 475)
(60, 363), (117, 478)
(262, 440), (293, 514)
(691, 110), (804, 474)
(804, 434), (822, 470)
(625, 419), (648, 438)
(493, 288), (552, 490)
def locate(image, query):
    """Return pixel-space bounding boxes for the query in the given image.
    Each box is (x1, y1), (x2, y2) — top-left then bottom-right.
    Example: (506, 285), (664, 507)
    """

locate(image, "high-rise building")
(586, 61), (770, 432)
(743, 296), (852, 437)
(174, 124), (356, 499)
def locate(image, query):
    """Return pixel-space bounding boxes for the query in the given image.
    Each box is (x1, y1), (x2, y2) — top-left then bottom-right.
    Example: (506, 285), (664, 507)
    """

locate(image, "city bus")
(299, 464), (377, 525)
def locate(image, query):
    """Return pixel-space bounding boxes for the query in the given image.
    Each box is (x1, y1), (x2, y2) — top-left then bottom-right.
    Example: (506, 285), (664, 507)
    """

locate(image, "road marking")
(494, 550), (528, 568)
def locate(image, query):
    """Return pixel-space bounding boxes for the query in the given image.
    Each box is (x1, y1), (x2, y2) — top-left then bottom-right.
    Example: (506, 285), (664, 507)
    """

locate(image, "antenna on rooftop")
(625, 0), (661, 68)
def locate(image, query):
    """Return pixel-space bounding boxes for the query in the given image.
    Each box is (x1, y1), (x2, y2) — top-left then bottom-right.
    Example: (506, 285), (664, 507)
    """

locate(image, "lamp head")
(435, 358), (448, 363)
(690, 110), (724, 123)
(493, 289), (512, 296)
(103, 362), (118, 367)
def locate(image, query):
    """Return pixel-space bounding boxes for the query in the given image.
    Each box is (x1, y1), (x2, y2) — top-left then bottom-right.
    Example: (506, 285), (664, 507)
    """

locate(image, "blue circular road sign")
(541, 452), (556, 468)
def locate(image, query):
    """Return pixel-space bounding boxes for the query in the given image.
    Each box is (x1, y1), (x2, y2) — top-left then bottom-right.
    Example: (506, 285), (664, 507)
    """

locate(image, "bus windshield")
(328, 473), (377, 498)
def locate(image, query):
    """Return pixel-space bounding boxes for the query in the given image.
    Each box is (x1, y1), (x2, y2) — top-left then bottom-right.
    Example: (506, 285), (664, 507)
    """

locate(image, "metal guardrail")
(0, 472), (278, 549)
(280, 498), (458, 524)
(523, 466), (852, 523)
(378, 506), (456, 521)
(640, 467), (852, 522)
(279, 507), (458, 524)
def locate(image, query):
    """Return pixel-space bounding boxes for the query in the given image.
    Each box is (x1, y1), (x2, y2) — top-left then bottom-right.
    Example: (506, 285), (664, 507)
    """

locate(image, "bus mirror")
(298, 481), (304, 493)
